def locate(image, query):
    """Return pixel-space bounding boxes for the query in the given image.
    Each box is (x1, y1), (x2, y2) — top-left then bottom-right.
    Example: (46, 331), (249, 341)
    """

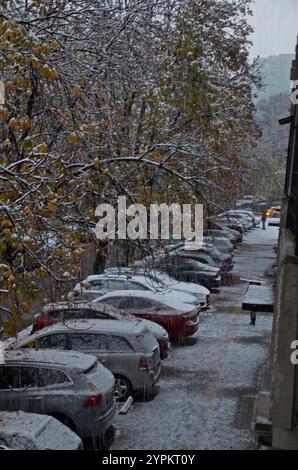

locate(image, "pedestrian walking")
(261, 211), (267, 230)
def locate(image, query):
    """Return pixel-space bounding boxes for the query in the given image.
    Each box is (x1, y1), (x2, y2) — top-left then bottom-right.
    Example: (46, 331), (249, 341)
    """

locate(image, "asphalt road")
(112, 224), (279, 450)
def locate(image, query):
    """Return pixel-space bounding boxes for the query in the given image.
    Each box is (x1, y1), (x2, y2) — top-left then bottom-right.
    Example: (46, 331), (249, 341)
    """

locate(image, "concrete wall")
(271, 200), (298, 448)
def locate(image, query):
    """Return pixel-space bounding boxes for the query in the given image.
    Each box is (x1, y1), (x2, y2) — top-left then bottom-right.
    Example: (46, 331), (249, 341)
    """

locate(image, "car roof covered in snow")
(93, 289), (194, 312)
(4, 348), (97, 371)
(23, 318), (147, 339)
(42, 300), (124, 315)
(0, 411), (82, 450)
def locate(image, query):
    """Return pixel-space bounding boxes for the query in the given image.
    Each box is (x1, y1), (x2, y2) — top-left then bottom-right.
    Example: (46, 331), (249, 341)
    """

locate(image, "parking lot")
(112, 226), (278, 450)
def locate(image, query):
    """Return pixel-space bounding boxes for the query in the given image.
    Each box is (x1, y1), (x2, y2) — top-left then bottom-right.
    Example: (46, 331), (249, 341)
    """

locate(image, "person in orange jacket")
(261, 211), (267, 230)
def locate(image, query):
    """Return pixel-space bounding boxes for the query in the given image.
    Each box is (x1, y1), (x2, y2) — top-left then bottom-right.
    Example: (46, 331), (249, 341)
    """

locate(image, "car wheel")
(113, 375), (132, 402)
(101, 425), (115, 450)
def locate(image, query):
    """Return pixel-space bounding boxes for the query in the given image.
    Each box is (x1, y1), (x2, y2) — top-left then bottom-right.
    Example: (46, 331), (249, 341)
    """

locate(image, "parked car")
(32, 302), (170, 360)
(225, 210), (256, 227)
(176, 250), (233, 277)
(92, 290), (200, 339)
(0, 411), (83, 450)
(205, 220), (243, 243)
(217, 214), (248, 232)
(218, 211), (254, 230)
(204, 236), (234, 254)
(72, 273), (199, 306)
(0, 349), (116, 448)
(266, 206), (281, 218)
(203, 224), (243, 247)
(163, 255), (222, 290)
(9, 320), (161, 402)
(105, 267), (211, 309)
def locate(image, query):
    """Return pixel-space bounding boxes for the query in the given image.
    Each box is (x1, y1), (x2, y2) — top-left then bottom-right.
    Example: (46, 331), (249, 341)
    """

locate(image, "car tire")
(101, 425), (115, 450)
(113, 375), (132, 402)
(140, 387), (154, 401)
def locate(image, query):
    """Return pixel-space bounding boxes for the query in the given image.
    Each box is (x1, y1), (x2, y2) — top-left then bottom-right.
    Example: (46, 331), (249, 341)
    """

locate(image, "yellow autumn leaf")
(31, 58), (42, 70)
(93, 158), (101, 169)
(8, 117), (18, 129)
(40, 65), (59, 80)
(37, 143), (48, 153)
(72, 84), (84, 98)
(67, 132), (81, 146)
(47, 202), (59, 212)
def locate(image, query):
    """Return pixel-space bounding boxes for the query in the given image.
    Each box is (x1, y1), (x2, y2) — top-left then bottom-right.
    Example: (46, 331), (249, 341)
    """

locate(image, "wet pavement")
(112, 225), (279, 450)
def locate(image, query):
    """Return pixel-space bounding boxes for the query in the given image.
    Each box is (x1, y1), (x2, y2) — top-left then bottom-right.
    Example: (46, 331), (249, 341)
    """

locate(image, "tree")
(0, 0), (261, 333)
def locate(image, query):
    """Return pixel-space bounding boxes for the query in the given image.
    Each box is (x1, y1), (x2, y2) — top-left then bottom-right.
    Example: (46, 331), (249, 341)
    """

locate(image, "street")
(112, 225), (279, 450)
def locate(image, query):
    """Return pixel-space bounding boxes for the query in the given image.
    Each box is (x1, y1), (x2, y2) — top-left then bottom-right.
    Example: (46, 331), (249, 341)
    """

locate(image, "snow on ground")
(112, 225), (279, 450)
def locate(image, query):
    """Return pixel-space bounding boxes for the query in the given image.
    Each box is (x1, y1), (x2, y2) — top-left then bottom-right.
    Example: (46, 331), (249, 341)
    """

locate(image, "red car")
(31, 301), (170, 359)
(92, 290), (200, 339)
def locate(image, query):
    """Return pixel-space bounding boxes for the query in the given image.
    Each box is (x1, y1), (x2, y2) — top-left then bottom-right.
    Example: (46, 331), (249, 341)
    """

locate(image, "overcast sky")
(249, 0), (298, 59)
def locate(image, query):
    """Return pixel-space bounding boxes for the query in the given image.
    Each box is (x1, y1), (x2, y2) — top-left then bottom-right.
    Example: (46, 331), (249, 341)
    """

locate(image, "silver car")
(11, 319), (161, 402)
(0, 349), (116, 448)
(0, 411), (83, 450)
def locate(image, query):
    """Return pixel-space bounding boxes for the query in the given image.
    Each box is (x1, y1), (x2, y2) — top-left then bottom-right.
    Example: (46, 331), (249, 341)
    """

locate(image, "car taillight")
(83, 393), (102, 407)
(138, 357), (149, 370)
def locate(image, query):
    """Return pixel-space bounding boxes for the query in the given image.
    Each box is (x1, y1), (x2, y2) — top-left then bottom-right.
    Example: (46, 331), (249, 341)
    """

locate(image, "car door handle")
(29, 397), (42, 401)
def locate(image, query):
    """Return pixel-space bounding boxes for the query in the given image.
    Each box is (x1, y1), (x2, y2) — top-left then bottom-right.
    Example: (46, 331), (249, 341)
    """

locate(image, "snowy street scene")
(112, 226), (278, 450)
(1, 0), (298, 460)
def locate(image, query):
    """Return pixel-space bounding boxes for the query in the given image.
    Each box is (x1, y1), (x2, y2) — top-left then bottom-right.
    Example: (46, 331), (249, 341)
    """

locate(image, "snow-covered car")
(225, 210), (256, 227)
(0, 411), (83, 450)
(92, 290), (200, 338)
(176, 248), (234, 276)
(0, 349), (116, 449)
(32, 301), (170, 359)
(161, 255), (222, 290)
(204, 224), (243, 245)
(218, 211), (254, 231)
(204, 236), (234, 255)
(104, 267), (211, 309)
(10, 320), (161, 402)
(71, 273), (200, 307)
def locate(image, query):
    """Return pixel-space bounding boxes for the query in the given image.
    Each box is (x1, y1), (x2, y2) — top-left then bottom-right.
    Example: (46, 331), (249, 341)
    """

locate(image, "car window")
(176, 264), (193, 272)
(105, 335), (133, 352)
(0, 366), (38, 389)
(128, 281), (147, 290)
(48, 310), (65, 321)
(50, 309), (100, 321)
(118, 297), (155, 310)
(101, 297), (122, 307)
(37, 368), (71, 387)
(0, 366), (21, 389)
(0, 366), (71, 389)
(107, 279), (126, 290)
(70, 333), (106, 351)
(34, 334), (67, 350)
(90, 280), (107, 289)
